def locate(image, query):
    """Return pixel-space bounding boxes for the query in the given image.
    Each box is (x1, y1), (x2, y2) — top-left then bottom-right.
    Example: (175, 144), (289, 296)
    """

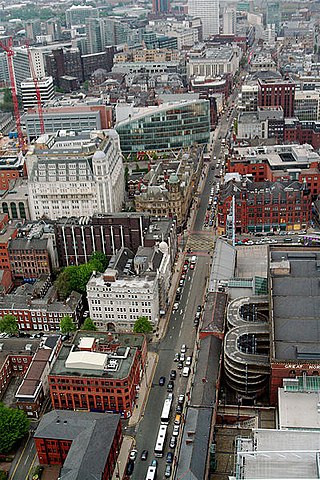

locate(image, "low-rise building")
(187, 44), (242, 78)
(27, 129), (124, 220)
(34, 410), (122, 480)
(134, 147), (203, 227)
(0, 136), (26, 191)
(294, 90), (320, 121)
(237, 106), (284, 141)
(48, 330), (147, 418)
(217, 177), (311, 234)
(9, 238), (52, 283)
(0, 213), (18, 272)
(0, 277), (82, 332)
(87, 247), (160, 331)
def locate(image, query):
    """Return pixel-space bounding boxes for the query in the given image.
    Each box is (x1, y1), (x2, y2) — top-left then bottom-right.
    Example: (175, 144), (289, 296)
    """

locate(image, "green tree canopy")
(0, 403), (29, 454)
(133, 316), (153, 334)
(81, 317), (97, 331)
(0, 314), (18, 335)
(60, 315), (76, 334)
(55, 252), (108, 300)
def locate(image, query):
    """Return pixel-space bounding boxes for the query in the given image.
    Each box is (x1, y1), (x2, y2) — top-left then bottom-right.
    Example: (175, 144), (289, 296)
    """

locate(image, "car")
(197, 305), (202, 312)
(176, 286), (182, 295)
(167, 380), (174, 392)
(184, 258), (189, 265)
(180, 353), (185, 362)
(183, 264), (188, 271)
(173, 302), (179, 311)
(172, 425), (180, 436)
(165, 464), (172, 478)
(182, 366), (190, 377)
(209, 220), (213, 227)
(178, 394), (185, 404)
(175, 293), (181, 302)
(174, 353), (180, 362)
(126, 460), (134, 476)
(195, 311), (201, 320)
(176, 403), (183, 414)
(150, 459), (158, 468)
(170, 369), (177, 380)
(141, 450), (148, 461)
(166, 452), (174, 464)
(177, 361), (183, 370)
(167, 392), (174, 400)
(194, 318), (199, 327)
(159, 376), (166, 386)
(190, 263), (195, 270)
(169, 436), (177, 448)
(129, 449), (137, 461)
(186, 356), (192, 366)
(181, 272), (186, 280)
(181, 344), (187, 353)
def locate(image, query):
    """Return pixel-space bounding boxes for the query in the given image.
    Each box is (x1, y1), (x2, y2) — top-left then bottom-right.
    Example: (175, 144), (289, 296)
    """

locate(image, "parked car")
(159, 376), (166, 386)
(129, 449), (137, 461)
(172, 425), (180, 436)
(186, 356), (192, 366)
(169, 436), (177, 448)
(180, 353), (185, 362)
(173, 302), (179, 311)
(167, 380), (174, 392)
(178, 394), (185, 404)
(174, 353), (180, 362)
(150, 459), (158, 468)
(126, 461), (134, 476)
(165, 464), (172, 478)
(181, 344), (187, 353)
(166, 452), (173, 464)
(176, 403), (183, 414)
(177, 361), (183, 370)
(170, 370), (177, 380)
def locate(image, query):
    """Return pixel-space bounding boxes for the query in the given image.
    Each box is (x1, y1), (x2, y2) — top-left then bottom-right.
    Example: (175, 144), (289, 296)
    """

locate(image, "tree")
(90, 251), (108, 271)
(0, 403), (29, 454)
(81, 317), (97, 331)
(60, 315), (76, 334)
(0, 314), (18, 335)
(133, 316), (153, 334)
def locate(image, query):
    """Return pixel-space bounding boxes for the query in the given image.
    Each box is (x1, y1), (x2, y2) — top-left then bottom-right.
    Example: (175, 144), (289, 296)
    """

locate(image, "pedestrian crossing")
(185, 230), (215, 253)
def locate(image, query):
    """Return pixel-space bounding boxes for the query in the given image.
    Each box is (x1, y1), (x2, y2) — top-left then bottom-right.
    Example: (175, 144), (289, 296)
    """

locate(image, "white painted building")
(87, 268), (160, 332)
(223, 8), (236, 35)
(187, 45), (241, 78)
(27, 129), (124, 220)
(21, 76), (55, 111)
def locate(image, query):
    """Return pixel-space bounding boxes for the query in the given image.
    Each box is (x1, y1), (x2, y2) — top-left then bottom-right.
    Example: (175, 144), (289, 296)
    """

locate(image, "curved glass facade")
(116, 100), (210, 153)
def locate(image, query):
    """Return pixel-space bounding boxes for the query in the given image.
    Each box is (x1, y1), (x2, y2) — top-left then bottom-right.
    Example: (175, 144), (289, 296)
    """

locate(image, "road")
(9, 428), (37, 480)
(130, 92), (240, 479)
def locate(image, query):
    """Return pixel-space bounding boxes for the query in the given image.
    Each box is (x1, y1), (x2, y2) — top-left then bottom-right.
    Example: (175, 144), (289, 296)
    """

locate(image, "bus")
(145, 466), (157, 480)
(154, 424), (168, 458)
(160, 398), (173, 425)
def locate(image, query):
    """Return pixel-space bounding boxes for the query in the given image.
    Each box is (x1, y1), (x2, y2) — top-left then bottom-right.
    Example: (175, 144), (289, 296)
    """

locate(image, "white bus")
(154, 424), (168, 458)
(145, 466), (157, 480)
(160, 398), (173, 425)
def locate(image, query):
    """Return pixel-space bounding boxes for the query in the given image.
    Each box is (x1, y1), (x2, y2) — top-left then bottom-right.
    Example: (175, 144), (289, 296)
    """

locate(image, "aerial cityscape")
(0, 0), (319, 479)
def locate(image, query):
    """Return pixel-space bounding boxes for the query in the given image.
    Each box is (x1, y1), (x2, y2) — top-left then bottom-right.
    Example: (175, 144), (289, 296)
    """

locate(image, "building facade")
(21, 77), (55, 112)
(27, 130), (124, 220)
(187, 45), (241, 78)
(48, 331), (147, 418)
(188, 0), (219, 38)
(115, 100), (210, 153)
(8, 238), (52, 282)
(258, 77), (296, 118)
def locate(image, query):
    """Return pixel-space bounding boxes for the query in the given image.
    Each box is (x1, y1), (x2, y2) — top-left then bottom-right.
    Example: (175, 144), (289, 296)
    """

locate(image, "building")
(27, 129), (124, 220)
(44, 48), (83, 87)
(45, 19), (62, 42)
(239, 84), (259, 111)
(134, 147), (203, 227)
(23, 103), (112, 141)
(82, 50), (115, 80)
(294, 90), (320, 121)
(187, 45), (241, 78)
(114, 49), (179, 64)
(54, 213), (177, 267)
(8, 238), (52, 283)
(15, 336), (61, 418)
(153, 0), (170, 14)
(223, 8), (236, 35)
(0, 277), (82, 332)
(237, 106), (284, 141)
(66, 5), (98, 27)
(258, 77), (296, 118)
(217, 178), (311, 234)
(87, 248), (160, 331)
(48, 330), (147, 418)
(34, 410), (122, 480)
(13, 47), (46, 95)
(20, 77), (55, 112)
(188, 0), (219, 38)
(1, 179), (30, 220)
(0, 337), (41, 400)
(0, 213), (18, 273)
(25, 20), (42, 42)
(284, 118), (320, 150)
(86, 18), (103, 54)
(115, 100), (210, 153)
(266, 0), (281, 33)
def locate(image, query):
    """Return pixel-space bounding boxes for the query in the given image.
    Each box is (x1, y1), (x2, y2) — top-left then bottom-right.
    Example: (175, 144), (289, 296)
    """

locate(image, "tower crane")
(0, 37), (25, 150)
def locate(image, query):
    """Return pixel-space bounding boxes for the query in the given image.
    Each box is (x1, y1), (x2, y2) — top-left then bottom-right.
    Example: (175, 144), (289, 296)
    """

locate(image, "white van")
(191, 255), (197, 264)
(182, 366), (190, 377)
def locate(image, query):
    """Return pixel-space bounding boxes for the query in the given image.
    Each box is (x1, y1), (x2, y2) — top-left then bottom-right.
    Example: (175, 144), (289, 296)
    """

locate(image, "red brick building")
(217, 179), (311, 234)
(0, 213), (18, 272)
(8, 237), (51, 282)
(48, 331), (147, 419)
(258, 77), (295, 117)
(34, 410), (122, 480)
(284, 119), (320, 150)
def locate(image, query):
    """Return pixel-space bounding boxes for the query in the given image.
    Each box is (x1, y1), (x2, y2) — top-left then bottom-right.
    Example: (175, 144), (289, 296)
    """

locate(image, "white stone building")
(27, 129), (124, 220)
(187, 45), (241, 78)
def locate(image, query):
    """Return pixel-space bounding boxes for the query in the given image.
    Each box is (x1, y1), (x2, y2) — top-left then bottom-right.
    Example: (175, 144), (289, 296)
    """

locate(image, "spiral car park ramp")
(224, 296), (270, 397)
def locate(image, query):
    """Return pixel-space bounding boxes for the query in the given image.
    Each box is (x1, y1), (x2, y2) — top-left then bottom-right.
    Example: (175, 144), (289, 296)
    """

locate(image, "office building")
(34, 410), (122, 480)
(153, 0), (170, 14)
(27, 130), (124, 220)
(45, 19), (62, 42)
(13, 47), (46, 95)
(20, 76), (55, 112)
(223, 8), (236, 35)
(258, 77), (295, 118)
(86, 18), (103, 54)
(48, 331), (147, 418)
(187, 45), (241, 78)
(65, 5), (98, 27)
(115, 100), (210, 153)
(25, 20), (42, 42)
(45, 48), (83, 86)
(294, 90), (320, 121)
(188, 0), (219, 38)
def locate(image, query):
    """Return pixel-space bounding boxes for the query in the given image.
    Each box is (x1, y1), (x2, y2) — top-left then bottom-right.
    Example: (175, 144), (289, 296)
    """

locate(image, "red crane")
(26, 42), (45, 135)
(0, 37), (25, 150)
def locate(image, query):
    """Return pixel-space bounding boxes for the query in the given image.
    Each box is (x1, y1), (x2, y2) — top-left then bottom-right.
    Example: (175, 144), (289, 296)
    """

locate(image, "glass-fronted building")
(115, 100), (210, 153)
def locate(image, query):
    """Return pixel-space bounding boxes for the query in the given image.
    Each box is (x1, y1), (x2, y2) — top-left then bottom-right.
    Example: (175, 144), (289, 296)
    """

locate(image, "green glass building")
(115, 100), (210, 153)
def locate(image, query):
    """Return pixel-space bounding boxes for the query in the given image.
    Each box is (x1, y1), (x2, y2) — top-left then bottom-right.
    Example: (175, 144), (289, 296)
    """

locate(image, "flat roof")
(278, 388), (320, 430)
(235, 244), (269, 278)
(271, 249), (320, 362)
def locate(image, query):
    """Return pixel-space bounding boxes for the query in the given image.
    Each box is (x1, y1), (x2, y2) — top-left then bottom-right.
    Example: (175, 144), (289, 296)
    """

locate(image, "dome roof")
(159, 241), (169, 253)
(92, 150), (106, 161)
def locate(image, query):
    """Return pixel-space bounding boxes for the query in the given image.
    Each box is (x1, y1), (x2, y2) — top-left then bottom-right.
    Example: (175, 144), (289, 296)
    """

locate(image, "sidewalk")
(111, 351), (158, 480)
